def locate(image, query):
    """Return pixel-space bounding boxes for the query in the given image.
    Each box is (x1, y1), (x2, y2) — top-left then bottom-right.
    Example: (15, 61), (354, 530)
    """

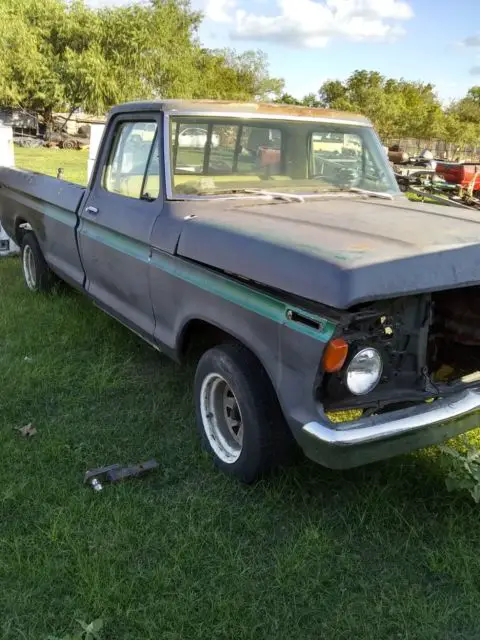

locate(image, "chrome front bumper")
(300, 388), (480, 469)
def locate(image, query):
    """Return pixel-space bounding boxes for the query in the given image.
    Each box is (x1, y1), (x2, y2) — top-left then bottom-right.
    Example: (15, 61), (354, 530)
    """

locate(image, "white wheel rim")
(200, 373), (244, 464)
(23, 245), (37, 290)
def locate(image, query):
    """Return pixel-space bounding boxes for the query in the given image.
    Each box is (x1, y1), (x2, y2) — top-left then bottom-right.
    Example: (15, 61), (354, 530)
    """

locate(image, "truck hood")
(175, 195), (480, 309)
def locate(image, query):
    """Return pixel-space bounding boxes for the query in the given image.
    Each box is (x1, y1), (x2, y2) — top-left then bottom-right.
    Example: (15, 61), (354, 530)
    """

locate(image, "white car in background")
(177, 127), (220, 149)
(0, 221), (19, 256)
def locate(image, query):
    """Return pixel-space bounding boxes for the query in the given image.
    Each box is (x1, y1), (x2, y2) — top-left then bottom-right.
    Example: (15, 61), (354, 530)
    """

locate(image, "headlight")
(346, 348), (383, 395)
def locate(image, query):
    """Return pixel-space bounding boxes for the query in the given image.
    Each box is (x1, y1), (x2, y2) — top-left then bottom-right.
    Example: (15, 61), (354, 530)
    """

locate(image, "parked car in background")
(0, 220), (19, 256)
(177, 127), (220, 148)
(0, 108), (43, 139)
(131, 122), (157, 144)
(312, 131), (361, 155)
(12, 137), (44, 149)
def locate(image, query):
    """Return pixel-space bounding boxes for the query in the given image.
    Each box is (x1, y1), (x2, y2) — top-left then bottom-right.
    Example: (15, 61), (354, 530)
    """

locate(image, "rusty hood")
(175, 195), (480, 309)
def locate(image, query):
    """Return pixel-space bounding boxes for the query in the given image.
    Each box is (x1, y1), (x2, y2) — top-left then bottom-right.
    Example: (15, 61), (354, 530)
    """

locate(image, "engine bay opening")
(320, 287), (480, 419)
(429, 286), (480, 383)
(321, 295), (433, 413)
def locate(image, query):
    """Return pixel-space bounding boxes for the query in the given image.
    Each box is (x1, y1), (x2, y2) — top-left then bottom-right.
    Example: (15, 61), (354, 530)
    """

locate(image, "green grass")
(3, 267), (480, 640)
(406, 191), (447, 205)
(15, 146), (89, 185)
(4, 148), (480, 639)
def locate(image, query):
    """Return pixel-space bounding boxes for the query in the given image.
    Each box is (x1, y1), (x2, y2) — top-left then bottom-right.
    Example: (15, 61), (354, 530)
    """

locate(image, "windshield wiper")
(347, 187), (394, 201)
(187, 187), (392, 203)
(242, 189), (305, 203)
(197, 188), (305, 203)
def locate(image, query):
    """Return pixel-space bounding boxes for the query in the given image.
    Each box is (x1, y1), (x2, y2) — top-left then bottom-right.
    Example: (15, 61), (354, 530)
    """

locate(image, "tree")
(275, 93), (302, 105)
(318, 80), (349, 108)
(274, 93), (320, 107)
(95, 0), (204, 104)
(209, 50), (284, 101)
(0, 0), (66, 122)
(0, 0), (284, 120)
(317, 70), (446, 139)
(444, 86), (480, 144)
(237, 50), (285, 101)
(448, 90), (480, 126)
(467, 86), (480, 104)
(301, 93), (321, 108)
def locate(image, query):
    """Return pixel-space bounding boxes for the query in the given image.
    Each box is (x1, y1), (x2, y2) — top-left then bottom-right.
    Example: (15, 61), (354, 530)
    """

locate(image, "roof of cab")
(109, 99), (371, 125)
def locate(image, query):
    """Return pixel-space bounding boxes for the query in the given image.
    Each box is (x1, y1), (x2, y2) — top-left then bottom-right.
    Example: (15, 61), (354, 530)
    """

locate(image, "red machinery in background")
(391, 149), (480, 210)
(434, 162), (480, 193)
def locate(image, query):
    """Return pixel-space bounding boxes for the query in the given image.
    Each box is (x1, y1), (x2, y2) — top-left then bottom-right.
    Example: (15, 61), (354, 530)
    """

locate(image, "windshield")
(168, 116), (399, 198)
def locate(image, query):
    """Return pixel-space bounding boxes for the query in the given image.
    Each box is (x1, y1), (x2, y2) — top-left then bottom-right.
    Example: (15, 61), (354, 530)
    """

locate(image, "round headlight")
(346, 348), (383, 396)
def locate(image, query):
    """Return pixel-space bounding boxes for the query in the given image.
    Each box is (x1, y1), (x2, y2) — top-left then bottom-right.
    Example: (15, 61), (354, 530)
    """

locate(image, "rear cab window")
(171, 119), (283, 194)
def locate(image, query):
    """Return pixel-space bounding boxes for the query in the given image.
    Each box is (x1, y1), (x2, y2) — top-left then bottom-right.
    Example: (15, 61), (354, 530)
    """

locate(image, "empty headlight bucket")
(345, 348), (383, 395)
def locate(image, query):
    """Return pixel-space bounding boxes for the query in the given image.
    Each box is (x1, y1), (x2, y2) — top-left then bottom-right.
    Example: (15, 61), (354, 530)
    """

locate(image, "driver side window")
(104, 121), (159, 200)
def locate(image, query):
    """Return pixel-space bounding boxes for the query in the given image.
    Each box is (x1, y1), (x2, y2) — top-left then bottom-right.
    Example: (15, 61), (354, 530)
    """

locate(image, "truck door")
(77, 113), (162, 341)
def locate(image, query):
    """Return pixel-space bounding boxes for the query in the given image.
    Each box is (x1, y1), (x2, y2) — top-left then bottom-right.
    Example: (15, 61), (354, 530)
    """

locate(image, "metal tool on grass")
(84, 459), (159, 491)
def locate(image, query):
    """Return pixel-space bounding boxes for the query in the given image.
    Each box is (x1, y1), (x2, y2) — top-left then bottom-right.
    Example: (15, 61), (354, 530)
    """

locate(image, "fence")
(384, 137), (480, 162)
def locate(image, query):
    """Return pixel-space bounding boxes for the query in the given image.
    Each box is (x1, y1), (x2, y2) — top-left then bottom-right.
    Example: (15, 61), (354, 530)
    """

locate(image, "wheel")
(21, 232), (56, 292)
(62, 139), (76, 150)
(194, 343), (294, 483)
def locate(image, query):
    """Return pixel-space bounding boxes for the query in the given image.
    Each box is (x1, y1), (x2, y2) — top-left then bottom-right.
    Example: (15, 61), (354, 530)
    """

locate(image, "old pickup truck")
(3, 100), (480, 483)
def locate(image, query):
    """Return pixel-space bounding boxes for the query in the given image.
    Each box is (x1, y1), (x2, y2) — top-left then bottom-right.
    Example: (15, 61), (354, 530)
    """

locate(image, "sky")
(88, 0), (480, 103)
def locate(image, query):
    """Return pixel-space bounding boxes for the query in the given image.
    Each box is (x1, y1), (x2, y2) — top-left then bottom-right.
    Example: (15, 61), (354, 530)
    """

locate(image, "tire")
(62, 139), (76, 150)
(194, 343), (294, 483)
(21, 232), (56, 293)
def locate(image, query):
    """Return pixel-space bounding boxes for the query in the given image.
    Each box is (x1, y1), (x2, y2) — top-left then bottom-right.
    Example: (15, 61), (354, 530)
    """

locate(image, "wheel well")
(180, 319), (239, 362)
(180, 318), (285, 407)
(178, 318), (281, 406)
(14, 218), (30, 245)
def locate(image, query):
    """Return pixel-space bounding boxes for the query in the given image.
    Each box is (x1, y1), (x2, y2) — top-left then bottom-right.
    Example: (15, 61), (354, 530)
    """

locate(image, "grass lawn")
(15, 146), (89, 185)
(3, 149), (480, 639)
(3, 262), (480, 640)
(405, 191), (448, 205)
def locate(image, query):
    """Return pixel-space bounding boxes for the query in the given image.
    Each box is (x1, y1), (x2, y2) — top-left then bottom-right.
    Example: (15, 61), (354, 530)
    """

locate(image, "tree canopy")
(0, 0), (284, 121)
(276, 71), (480, 145)
(1, 1), (479, 146)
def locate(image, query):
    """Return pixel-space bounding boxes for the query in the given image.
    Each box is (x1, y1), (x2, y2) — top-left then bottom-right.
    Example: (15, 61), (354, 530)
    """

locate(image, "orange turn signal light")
(322, 338), (349, 373)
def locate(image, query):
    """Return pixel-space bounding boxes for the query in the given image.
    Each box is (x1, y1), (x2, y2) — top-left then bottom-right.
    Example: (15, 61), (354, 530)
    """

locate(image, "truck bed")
(0, 167), (86, 286)
(0, 167), (85, 219)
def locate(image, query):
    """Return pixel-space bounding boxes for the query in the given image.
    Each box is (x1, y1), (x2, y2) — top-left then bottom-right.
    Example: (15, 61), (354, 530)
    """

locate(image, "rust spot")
(347, 244), (370, 251)
(115, 99), (371, 125)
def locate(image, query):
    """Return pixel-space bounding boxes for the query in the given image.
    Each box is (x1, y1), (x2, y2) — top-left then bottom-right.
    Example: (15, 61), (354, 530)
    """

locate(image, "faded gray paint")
(175, 197), (480, 309)
(3, 101), (480, 470)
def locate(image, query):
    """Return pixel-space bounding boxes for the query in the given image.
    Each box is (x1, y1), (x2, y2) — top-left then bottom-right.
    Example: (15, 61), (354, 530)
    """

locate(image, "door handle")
(85, 206), (99, 216)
